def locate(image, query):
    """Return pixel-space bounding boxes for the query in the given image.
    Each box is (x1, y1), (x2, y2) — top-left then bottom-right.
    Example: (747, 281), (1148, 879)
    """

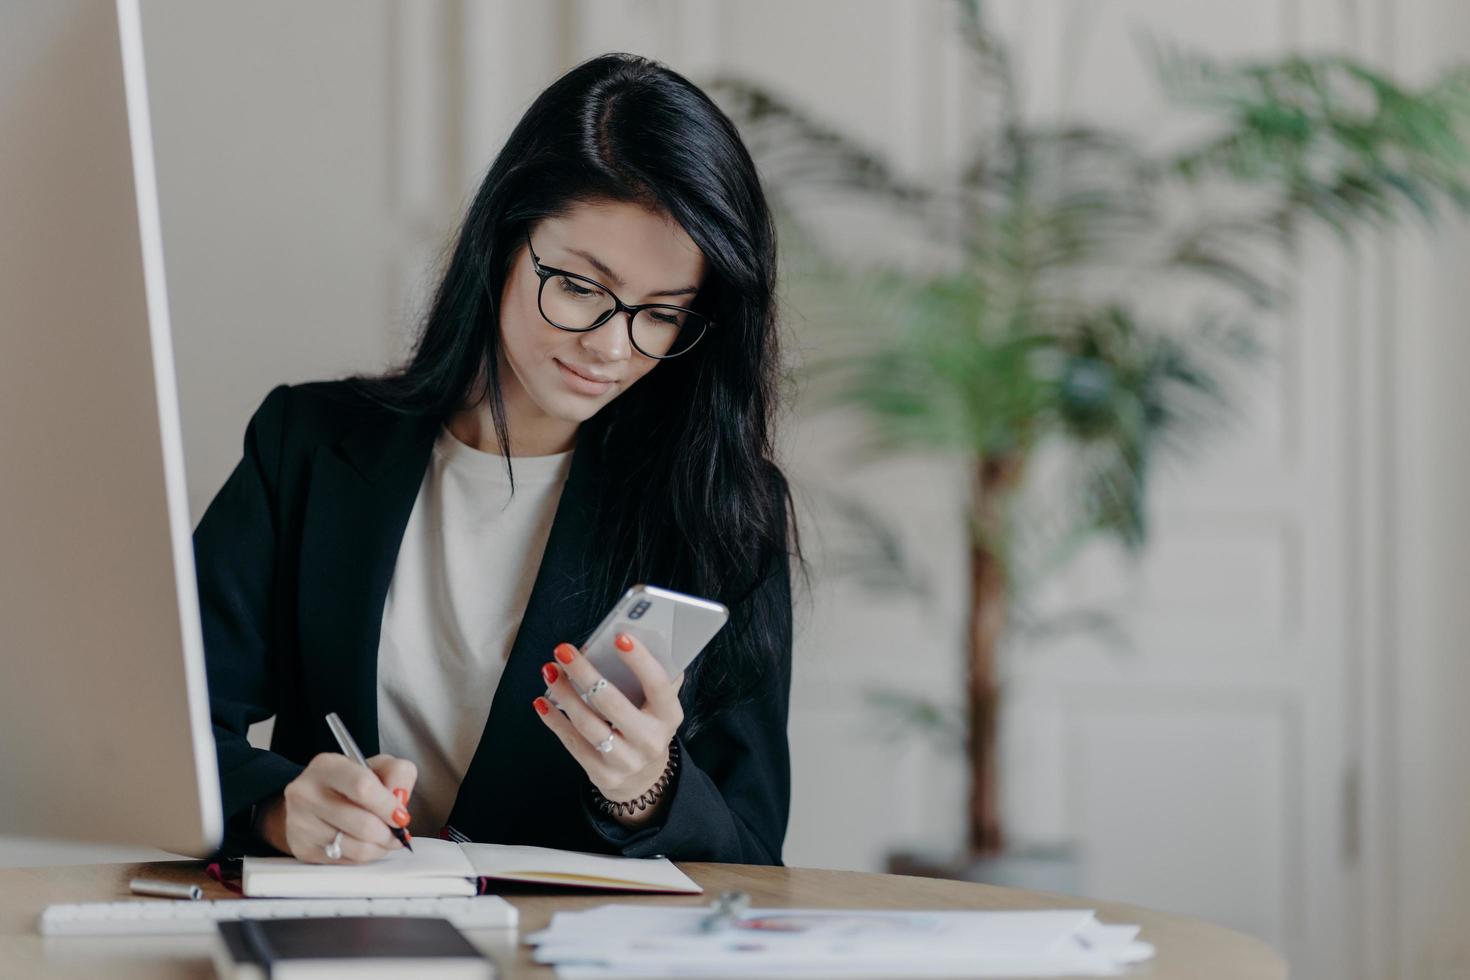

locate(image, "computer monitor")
(0, 0), (222, 856)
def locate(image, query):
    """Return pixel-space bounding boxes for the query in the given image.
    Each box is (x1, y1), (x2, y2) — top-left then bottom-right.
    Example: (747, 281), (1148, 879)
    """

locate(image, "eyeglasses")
(524, 230), (713, 360)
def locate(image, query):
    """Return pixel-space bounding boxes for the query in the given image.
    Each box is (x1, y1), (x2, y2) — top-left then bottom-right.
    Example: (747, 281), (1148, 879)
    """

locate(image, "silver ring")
(324, 830), (343, 861)
(580, 678), (609, 705)
(594, 730), (617, 754)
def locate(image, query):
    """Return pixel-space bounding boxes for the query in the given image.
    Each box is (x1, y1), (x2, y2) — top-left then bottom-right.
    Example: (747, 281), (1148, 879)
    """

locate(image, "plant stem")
(967, 452), (1023, 857)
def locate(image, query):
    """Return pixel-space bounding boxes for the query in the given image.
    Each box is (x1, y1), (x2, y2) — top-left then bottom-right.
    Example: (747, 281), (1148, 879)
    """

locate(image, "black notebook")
(212, 916), (496, 979)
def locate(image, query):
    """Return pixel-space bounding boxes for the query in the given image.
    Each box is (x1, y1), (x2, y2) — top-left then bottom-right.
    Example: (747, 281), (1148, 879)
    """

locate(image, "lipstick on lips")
(555, 357), (614, 396)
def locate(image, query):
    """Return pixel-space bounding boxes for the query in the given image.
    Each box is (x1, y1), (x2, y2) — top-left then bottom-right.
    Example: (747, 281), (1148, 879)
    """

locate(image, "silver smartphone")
(547, 584), (729, 709)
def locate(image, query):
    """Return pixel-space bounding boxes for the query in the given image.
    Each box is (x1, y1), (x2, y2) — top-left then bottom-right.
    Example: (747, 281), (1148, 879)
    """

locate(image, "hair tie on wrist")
(589, 739), (680, 818)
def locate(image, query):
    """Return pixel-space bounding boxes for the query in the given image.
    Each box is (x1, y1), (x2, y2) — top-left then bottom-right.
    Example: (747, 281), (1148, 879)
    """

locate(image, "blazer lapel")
(297, 408), (439, 757)
(445, 432), (605, 843)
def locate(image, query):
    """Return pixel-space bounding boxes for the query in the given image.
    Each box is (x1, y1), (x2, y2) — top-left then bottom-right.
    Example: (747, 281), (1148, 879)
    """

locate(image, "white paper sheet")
(525, 904), (1156, 978)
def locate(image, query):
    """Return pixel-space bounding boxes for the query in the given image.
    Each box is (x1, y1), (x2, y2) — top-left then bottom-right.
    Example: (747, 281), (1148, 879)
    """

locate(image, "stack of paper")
(526, 904), (1156, 977)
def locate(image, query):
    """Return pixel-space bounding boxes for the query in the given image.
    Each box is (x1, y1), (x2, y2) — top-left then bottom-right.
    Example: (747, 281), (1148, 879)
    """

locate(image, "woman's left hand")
(533, 632), (683, 826)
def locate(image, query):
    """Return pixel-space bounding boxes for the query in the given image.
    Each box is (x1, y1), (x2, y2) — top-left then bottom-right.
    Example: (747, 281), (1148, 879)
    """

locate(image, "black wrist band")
(589, 738), (680, 818)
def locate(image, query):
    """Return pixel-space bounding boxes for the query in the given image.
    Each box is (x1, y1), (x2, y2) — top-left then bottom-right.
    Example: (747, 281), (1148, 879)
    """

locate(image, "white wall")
(1387, 4), (1470, 976)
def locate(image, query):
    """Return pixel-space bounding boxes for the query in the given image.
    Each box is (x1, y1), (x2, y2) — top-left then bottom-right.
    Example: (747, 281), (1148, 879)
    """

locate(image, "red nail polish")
(615, 633), (634, 652)
(533, 696), (550, 716)
(392, 807), (410, 828)
(392, 787), (409, 805)
(554, 643), (578, 665)
(541, 662), (559, 684)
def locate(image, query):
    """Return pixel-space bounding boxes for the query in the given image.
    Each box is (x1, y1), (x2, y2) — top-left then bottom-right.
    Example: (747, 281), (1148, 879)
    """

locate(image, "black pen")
(324, 711), (412, 851)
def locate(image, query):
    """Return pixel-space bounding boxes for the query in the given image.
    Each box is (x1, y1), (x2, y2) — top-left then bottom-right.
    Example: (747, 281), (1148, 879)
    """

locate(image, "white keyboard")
(39, 895), (518, 936)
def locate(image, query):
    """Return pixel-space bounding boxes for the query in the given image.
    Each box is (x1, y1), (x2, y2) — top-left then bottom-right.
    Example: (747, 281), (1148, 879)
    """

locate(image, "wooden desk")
(0, 860), (1287, 978)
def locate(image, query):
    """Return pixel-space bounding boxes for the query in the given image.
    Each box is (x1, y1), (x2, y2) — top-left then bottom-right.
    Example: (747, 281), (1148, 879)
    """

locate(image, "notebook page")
(243, 835), (478, 897)
(459, 842), (702, 893)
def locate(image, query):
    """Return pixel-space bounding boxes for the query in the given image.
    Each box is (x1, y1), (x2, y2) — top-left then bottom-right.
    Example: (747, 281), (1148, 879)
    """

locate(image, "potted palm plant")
(705, 0), (1470, 879)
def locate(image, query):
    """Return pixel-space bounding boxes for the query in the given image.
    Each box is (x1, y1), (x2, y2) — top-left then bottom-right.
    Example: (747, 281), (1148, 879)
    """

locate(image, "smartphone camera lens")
(629, 600), (650, 620)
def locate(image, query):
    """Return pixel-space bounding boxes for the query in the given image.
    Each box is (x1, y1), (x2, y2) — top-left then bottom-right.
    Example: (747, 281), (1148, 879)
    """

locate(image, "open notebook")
(243, 837), (702, 898)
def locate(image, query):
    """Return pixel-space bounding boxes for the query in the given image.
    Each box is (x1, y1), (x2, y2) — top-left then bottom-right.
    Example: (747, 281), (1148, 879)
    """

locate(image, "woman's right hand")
(253, 753), (418, 863)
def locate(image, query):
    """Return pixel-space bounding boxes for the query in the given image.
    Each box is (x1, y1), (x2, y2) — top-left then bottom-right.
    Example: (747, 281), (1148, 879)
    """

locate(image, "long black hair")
(342, 52), (802, 735)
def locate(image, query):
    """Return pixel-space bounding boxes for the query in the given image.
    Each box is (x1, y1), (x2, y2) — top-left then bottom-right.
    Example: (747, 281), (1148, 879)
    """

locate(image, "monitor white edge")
(116, 0), (223, 858)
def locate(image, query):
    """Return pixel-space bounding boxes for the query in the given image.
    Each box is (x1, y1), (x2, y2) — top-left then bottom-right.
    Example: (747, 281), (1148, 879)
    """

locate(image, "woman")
(197, 52), (799, 867)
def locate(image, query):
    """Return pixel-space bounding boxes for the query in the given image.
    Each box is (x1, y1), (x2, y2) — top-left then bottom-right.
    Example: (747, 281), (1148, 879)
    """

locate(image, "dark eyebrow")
(563, 246), (700, 298)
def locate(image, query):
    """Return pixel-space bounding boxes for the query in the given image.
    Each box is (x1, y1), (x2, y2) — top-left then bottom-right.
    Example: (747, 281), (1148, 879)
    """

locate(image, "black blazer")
(195, 380), (793, 864)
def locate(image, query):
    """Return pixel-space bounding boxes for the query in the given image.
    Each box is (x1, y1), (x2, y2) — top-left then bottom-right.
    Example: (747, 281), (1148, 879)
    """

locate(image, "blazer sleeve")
(194, 383), (306, 859)
(581, 476), (794, 865)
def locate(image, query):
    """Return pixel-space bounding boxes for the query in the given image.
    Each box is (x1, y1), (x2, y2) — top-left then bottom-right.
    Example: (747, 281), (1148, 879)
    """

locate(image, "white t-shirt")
(376, 424), (574, 837)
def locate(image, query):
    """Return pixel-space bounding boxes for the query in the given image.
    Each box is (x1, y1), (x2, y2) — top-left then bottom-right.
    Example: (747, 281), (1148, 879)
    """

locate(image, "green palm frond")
(703, 76), (931, 214)
(1150, 44), (1470, 235)
(806, 487), (932, 598)
(802, 266), (1054, 459)
(711, 1), (1470, 700)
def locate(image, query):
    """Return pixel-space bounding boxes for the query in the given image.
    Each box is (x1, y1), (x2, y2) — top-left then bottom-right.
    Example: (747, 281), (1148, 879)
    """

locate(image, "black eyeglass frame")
(524, 230), (713, 360)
